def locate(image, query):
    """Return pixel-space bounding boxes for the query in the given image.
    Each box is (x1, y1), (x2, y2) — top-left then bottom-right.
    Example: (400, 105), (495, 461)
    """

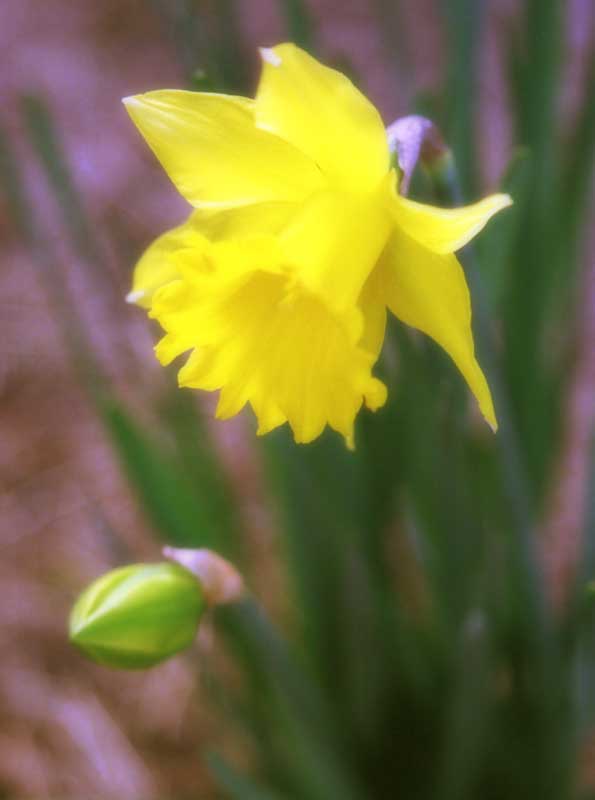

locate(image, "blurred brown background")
(1, 1), (593, 798)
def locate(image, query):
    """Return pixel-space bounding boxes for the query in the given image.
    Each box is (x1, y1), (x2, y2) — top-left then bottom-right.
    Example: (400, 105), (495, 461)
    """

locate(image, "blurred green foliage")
(2, 0), (595, 797)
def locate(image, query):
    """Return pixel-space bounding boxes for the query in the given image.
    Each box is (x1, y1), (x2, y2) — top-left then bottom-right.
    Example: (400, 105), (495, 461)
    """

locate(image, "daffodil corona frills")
(124, 44), (511, 447)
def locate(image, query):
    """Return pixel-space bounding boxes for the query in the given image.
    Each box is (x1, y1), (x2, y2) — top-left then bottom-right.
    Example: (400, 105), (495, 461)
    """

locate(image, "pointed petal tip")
(122, 95), (141, 108)
(495, 192), (513, 210)
(481, 404), (498, 433)
(259, 47), (282, 67)
(125, 289), (145, 304)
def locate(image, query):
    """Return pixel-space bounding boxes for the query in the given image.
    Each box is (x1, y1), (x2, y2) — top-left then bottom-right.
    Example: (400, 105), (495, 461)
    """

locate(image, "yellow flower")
(124, 44), (511, 447)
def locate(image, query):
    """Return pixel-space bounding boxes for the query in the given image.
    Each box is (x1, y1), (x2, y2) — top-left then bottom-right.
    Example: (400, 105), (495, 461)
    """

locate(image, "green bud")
(69, 562), (205, 670)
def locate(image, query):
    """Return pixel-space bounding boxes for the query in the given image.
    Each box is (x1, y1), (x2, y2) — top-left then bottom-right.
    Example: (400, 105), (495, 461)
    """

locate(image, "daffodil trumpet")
(124, 43), (511, 447)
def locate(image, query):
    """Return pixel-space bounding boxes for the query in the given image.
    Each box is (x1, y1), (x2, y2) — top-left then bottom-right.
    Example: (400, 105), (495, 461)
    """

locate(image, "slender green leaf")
(208, 754), (288, 800)
(21, 94), (103, 269)
(277, 0), (316, 51)
(98, 396), (231, 550)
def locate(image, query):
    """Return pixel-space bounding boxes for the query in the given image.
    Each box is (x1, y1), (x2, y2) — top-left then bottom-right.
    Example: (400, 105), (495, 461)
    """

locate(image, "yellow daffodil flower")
(124, 43), (511, 447)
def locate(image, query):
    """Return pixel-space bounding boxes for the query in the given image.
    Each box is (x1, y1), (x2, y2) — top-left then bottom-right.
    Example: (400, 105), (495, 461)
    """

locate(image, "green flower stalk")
(69, 562), (206, 669)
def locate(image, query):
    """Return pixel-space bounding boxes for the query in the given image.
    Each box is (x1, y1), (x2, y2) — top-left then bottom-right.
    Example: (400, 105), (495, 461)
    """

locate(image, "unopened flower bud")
(387, 115), (449, 194)
(69, 562), (205, 669)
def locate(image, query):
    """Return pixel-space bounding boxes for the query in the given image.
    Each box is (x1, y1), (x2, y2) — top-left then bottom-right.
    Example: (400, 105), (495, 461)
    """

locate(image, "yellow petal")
(190, 200), (298, 240)
(358, 260), (388, 360)
(280, 186), (392, 315)
(123, 90), (324, 209)
(151, 243), (386, 446)
(151, 279), (205, 365)
(379, 229), (497, 430)
(393, 193), (512, 254)
(129, 202), (298, 308)
(255, 44), (389, 192)
(128, 216), (206, 309)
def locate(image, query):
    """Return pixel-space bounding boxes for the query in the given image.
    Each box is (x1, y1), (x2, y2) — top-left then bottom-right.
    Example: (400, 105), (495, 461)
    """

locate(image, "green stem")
(428, 151), (546, 626)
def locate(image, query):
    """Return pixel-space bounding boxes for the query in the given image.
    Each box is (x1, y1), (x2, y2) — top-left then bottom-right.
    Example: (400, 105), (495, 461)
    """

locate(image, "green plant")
(2, 1), (594, 797)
